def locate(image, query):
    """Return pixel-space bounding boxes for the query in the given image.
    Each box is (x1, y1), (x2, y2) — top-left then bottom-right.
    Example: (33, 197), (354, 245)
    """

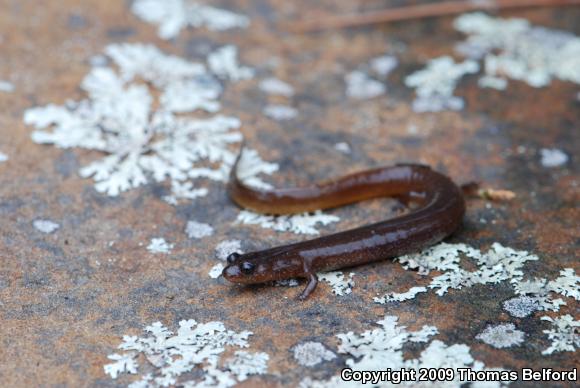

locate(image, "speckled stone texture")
(0, 1), (578, 387)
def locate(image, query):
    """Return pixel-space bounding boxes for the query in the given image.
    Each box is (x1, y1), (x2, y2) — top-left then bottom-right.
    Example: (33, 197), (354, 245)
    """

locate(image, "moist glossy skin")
(222, 149), (465, 299)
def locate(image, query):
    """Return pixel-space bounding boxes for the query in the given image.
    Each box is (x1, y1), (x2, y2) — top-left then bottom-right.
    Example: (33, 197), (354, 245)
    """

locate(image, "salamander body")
(222, 149), (465, 299)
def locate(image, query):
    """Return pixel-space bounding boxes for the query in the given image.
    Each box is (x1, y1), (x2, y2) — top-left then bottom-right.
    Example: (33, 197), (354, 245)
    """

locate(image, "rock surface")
(0, 1), (577, 387)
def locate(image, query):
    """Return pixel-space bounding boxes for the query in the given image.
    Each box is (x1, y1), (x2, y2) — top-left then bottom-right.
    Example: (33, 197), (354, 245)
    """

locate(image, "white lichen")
(235, 148), (279, 190)
(188, 146), (278, 191)
(370, 55), (398, 78)
(503, 295), (539, 318)
(455, 13), (580, 89)
(478, 75), (508, 90)
(374, 244), (578, 354)
(405, 56), (479, 112)
(0, 151), (7, 162)
(236, 210), (340, 236)
(0, 80), (14, 93)
(333, 142), (351, 154)
(208, 45), (254, 81)
(336, 316), (436, 367)
(131, 0), (249, 40)
(476, 324), (525, 349)
(514, 268), (579, 312)
(33, 219), (60, 234)
(215, 239), (243, 261)
(104, 353), (139, 379)
(223, 351), (269, 381)
(398, 242), (477, 275)
(208, 263), (225, 279)
(104, 319), (266, 387)
(540, 148), (568, 168)
(376, 242), (540, 303)
(147, 238), (173, 254)
(263, 104), (298, 121)
(374, 286), (428, 304)
(24, 43), (258, 201)
(546, 268), (580, 300)
(185, 220), (214, 239)
(259, 78), (294, 97)
(159, 79), (221, 113)
(301, 315), (508, 387)
(318, 271), (354, 296)
(541, 315), (579, 355)
(163, 181), (208, 205)
(274, 278), (300, 287)
(292, 341), (336, 367)
(345, 70), (386, 99)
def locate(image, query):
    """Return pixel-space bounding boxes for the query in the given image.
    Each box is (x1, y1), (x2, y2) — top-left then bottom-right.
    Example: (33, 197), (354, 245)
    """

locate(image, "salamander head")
(222, 250), (303, 284)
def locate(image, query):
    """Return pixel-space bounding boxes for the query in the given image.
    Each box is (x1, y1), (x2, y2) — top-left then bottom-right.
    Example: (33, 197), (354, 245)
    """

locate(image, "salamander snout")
(223, 264), (241, 280)
(222, 260), (257, 283)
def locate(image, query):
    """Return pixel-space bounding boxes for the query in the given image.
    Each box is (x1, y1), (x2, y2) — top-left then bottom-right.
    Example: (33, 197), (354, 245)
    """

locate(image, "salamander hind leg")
(298, 272), (318, 300)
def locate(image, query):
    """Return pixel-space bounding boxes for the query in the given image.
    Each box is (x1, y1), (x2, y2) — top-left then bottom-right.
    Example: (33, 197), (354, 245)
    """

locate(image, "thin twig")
(287, 0), (580, 33)
(477, 188), (517, 201)
(461, 183), (516, 201)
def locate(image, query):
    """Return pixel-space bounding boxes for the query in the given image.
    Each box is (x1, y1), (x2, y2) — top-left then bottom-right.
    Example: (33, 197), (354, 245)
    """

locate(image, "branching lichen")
(541, 315), (579, 355)
(375, 242), (538, 302)
(514, 268), (579, 312)
(405, 56), (479, 112)
(104, 319), (267, 387)
(235, 210), (340, 235)
(455, 13), (580, 89)
(318, 271), (355, 296)
(131, 0), (249, 40)
(301, 315), (509, 387)
(24, 43), (265, 202)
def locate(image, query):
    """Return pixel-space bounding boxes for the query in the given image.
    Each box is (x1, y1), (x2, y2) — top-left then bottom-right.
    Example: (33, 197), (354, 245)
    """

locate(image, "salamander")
(222, 148), (465, 299)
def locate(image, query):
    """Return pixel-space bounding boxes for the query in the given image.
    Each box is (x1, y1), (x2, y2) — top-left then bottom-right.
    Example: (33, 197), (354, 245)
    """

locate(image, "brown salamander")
(222, 148), (465, 299)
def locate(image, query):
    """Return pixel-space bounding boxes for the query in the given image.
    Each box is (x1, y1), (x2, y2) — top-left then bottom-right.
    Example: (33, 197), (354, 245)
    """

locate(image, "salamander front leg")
(298, 272), (318, 300)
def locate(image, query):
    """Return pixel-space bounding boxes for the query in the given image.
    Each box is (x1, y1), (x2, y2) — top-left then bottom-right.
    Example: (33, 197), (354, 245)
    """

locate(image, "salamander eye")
(240, 261), (255, 274)
(227, 252), (241, 264)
